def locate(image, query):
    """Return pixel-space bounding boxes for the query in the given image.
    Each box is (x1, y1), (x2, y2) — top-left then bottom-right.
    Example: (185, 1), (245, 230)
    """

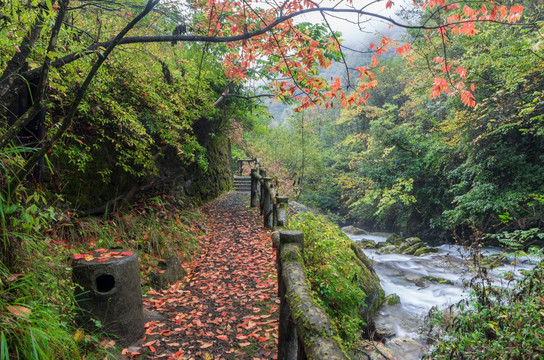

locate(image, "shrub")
(430, 261), (544, 359)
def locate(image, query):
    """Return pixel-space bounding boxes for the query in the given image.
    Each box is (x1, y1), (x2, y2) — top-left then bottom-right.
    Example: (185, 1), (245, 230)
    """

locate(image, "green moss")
(413, 246), (439, 256)
(421, 276), (453, 285)
(287, 213), (384, 349)
(386, 234), (403, 247)
(401, 241), (425, 255)
(385, 294), (401, 305)
(359, 240), (377, 249)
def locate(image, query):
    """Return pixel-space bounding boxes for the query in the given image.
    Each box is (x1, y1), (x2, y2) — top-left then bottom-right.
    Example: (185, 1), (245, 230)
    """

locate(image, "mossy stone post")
(276, 196), (289, 227)
(259, 168), (267, 215)
(250, 168), (258, 208)
(263, 177), (273, 229)
(278, 231), (304, 360)
(236, 159), (243, 175)
(72, 249), (144, 345)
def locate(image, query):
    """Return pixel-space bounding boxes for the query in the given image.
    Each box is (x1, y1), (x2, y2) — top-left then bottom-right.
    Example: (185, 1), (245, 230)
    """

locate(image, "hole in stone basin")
(96, 274), (115, 293)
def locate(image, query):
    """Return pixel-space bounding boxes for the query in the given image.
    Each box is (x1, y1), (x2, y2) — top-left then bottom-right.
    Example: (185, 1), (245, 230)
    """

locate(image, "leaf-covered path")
(137, 192), (279, 360)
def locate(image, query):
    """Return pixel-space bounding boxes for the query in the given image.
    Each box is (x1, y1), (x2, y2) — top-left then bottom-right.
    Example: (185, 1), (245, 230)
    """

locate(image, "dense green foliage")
(240, 3), (544, 359)
(430, 260), (544, 359)
(0, 0), (246, 358)
(287, 212), (384, 347)
(247, 5), (544, 243)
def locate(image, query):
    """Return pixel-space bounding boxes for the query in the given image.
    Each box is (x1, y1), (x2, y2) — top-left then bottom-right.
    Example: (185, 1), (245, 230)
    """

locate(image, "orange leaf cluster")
(186, 0), (524, 109)
(72, 249), (133, 262)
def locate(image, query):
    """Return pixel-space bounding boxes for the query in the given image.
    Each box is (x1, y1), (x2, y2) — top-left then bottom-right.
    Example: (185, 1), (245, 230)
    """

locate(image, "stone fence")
(237, 159), (348, 359)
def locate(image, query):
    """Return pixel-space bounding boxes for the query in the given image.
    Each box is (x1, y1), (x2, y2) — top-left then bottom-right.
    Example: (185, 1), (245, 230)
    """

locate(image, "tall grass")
(0, 259), (82, 360)
(1, 188), (204, 358)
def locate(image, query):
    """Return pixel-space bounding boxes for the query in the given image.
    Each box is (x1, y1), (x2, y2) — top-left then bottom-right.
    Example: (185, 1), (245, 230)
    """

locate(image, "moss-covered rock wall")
(55, 117), (233, 211)
(146, 118), (233, 205)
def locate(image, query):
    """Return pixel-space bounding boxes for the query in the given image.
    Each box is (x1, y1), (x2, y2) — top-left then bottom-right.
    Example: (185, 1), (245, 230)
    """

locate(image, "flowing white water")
(345, 232), (539, 344)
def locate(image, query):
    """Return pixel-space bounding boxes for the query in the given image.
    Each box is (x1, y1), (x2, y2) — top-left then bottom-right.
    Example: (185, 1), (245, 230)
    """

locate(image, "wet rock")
(386, 234), (403, 247)
(342, 225), (369, 235)
(148, 256), (186, 289)
(356, 338), (428, 360)
(385, 294), (401, 305)
(421, 275), (453, 285)
(398, 237), (422, 253)
(374, 324), (396, 339)
(377, 245), (396, 254)
(359, 240), (378, 249)
(376, 241), (392, 249)
(386, 337), (427, 360)
(406, 276), (428, 288)
(413, 246), (439, 256)
(402, 242), (425, 255)
(356, 340), (395, 360)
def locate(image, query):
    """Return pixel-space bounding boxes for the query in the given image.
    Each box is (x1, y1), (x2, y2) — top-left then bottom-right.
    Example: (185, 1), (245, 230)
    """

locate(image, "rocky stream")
(342, 227), (539, 360)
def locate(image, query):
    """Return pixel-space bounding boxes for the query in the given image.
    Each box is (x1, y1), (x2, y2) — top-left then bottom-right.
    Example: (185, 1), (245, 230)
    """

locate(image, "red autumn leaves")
(72, 248), (133, 262)
(133, 193), (279, 359)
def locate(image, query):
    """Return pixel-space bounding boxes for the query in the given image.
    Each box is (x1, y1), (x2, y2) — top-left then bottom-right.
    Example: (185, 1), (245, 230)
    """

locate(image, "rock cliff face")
(155, 122), (234, 205)
(57, 115), (233, 210)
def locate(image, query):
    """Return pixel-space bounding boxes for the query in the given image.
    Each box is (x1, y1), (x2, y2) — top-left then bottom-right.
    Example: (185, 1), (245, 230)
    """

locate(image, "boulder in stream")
(385, 293), (401, 306)
(356, 338), (426, 360)
(386, 234), (403, 247)
(379, 236), (439, 256)
(342, 225), (369, 235)
(359, 239), (378, 249)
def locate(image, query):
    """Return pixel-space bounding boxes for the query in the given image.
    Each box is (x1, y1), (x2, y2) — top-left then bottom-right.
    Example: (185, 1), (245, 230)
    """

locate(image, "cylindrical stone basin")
(72, 249), (144, 344)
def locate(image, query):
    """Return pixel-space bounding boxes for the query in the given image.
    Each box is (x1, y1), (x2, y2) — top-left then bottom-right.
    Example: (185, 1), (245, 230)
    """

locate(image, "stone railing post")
(276, 196), (289, 227)
(259, 168), (267, 215)
(278, 231), (304, 360)
(262, 177), (273, 229)
(250, 168), (258, 208)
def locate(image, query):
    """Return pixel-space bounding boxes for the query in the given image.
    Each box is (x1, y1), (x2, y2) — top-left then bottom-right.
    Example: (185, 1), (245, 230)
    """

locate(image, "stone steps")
(234, 176), (251, 192)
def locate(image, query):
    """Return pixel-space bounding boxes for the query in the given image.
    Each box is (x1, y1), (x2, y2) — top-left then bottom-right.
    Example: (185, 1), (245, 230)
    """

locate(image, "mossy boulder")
(413, 246), (439, 256)
(401, 242), (425, 255)
(398, 237), (422, 251)
(342, 225), (369, 235)
(421, 276), (453, 285)
(378, 245), (396, 254)
(386, 234), (403, 247)
(359, 240), (378, 249)
(385, 293), (401, 305)
(377, 241), (393, 249)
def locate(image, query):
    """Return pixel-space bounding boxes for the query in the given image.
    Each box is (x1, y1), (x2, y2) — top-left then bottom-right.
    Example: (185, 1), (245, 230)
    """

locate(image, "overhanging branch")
(21, 7), (528, 81)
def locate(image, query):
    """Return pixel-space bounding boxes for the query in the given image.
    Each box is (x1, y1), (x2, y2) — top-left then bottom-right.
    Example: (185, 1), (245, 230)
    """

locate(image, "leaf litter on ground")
(132, 192), (279, 360)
